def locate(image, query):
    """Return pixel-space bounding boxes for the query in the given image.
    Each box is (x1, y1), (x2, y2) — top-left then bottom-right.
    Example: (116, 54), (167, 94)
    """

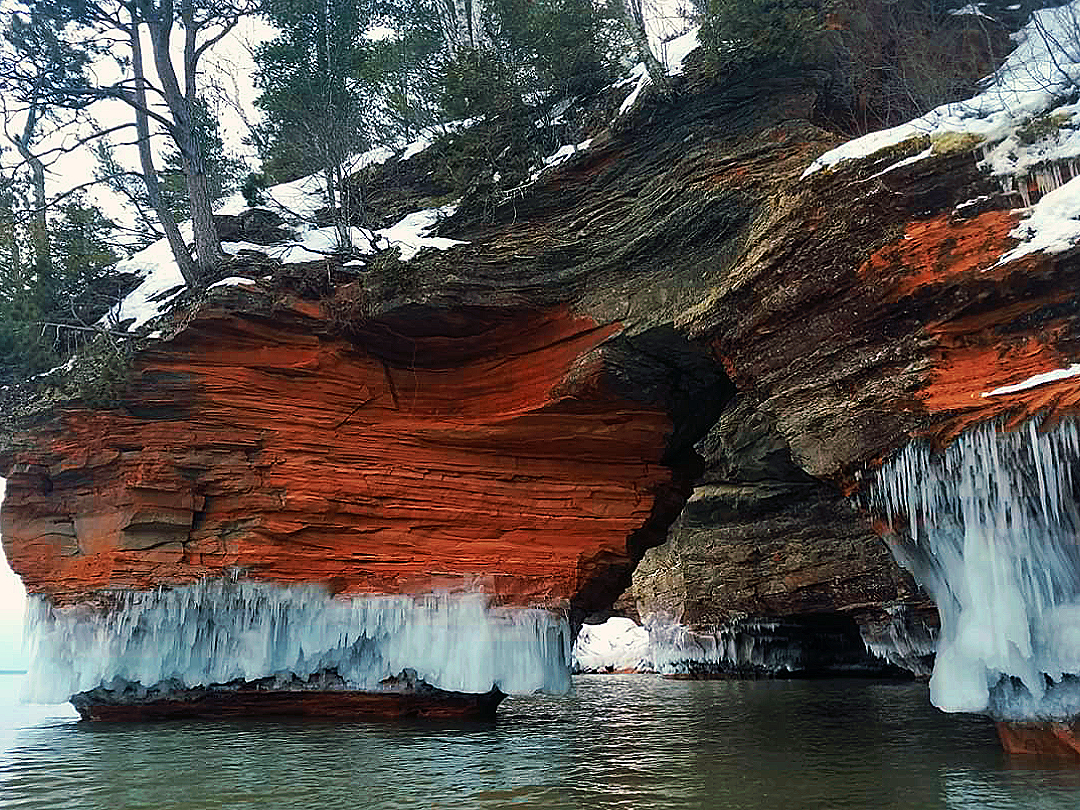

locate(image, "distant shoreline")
(0, 670), (27, 675)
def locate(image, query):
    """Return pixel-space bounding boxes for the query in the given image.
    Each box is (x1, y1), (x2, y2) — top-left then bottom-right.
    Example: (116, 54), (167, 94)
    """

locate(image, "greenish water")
(2, 673), (1080, 809)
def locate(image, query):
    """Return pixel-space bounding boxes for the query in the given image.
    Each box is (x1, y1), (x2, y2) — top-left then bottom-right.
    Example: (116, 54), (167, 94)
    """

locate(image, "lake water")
(2, 672), (1080, 809)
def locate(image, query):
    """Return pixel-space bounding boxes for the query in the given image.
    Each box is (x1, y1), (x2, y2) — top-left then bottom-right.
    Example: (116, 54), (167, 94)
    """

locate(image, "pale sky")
(0, 479), (28, 671)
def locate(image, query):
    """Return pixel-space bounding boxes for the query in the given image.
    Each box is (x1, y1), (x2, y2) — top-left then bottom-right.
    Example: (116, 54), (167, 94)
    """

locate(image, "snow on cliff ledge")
(804, 1), (1080, 267)
(107, 123), (473, 331)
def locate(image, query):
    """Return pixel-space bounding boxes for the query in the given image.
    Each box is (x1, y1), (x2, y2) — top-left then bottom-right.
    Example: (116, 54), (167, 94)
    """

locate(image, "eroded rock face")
(1, 300), (723, 621)
(4, 59), (1080, 708)
(629, 398), (937, 674)
(621, 81), (1080, 673)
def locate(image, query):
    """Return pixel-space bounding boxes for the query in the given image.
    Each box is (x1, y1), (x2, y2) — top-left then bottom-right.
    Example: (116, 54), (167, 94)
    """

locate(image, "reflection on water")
(2, 674), (1080, 809)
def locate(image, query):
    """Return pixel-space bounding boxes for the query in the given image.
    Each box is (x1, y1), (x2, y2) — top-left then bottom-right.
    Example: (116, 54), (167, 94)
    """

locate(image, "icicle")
(642, 613), (804, 675)
(869, 418), (1080, 719)
(24, 582), (572, 704)
(1019, 175), (1033, 207)
(859, 605), (936, 677)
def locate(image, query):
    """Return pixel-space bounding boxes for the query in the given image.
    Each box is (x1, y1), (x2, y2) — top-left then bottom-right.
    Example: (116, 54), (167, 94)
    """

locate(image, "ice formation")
(25, 580), (572, 704)
(571, 617), (651, 673)
(644, 613), (806, 675)
(871, 418), (1080, 719)
(859, 604), (937, 678)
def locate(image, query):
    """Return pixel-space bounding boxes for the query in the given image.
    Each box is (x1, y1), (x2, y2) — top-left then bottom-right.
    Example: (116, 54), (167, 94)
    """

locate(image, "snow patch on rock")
(572, 617), (651, 673)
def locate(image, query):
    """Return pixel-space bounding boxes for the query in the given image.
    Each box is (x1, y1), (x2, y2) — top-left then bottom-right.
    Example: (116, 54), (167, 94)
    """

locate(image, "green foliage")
(252, 0), (622, 185)
(91, 101), (246, 242)
(69, 332), (135, 408)
(1, 1), (97, 112)
(0, 172), (28, 278)
(440, 47), (526, 120)
(489, 0), (622, 98)
(157, 99), (247, 221)
(362, 0), (447, 139)
(253, 0), (375, 184)
(699, 0), (833, 71)
(0, 189), (129, 384)
(241, 171), (268, 207)
(48, 196), (123, 321)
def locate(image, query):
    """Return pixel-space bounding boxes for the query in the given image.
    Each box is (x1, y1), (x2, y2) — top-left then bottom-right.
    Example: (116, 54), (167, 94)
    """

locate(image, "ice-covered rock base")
(643, 612), (905, 677)
(572, 617), (651, 673)
(859, 604), (938, 678)
(872, 418), (1080, 721)
(69, 667), (507, 721)
(26, 580), (572, 707)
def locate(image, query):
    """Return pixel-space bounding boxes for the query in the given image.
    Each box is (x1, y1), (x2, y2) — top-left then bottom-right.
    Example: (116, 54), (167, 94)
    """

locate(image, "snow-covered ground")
(804, 1), (1080, 267)
(107, 124), (474, 331)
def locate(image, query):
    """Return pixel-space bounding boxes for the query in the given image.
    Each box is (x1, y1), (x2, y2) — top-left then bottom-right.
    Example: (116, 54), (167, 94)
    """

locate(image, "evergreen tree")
(154, 99), (247, 223)
(0, 180), (125, 382)
(363, 0), (446, 139)
(254, 0), (376, 247)
(48, 196), (121, 323)
(4, 0), (260, 288)
(699, 0), (832, 71)
(1, 3), (95, 283)
(493, 0), (621, 97)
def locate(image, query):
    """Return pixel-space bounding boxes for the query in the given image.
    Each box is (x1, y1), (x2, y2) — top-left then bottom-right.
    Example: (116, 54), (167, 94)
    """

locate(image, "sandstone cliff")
(3, 41), (1080, 697)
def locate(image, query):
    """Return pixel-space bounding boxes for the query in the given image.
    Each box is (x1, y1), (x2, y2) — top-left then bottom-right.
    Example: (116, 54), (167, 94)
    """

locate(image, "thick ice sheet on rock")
(872, 419), (1080, 718)
(572, 617), (650, 672)
(25, 582), (571, 703)
(644, 613), (804, 674)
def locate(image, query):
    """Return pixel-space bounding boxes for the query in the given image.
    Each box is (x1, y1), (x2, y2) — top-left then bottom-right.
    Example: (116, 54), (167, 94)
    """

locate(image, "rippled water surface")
(3, 673), (1080, 809)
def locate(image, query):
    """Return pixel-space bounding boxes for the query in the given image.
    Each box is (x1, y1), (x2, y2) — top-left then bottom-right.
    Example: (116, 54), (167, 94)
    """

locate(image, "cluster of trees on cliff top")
(0, 0), (1059, 379)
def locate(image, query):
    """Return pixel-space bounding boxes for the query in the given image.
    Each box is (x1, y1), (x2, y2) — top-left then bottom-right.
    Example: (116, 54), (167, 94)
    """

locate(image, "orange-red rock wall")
(1, 302), (675, 609)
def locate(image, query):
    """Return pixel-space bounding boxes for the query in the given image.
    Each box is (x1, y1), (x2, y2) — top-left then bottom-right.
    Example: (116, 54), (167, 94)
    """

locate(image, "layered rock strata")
(2, 302), (690, 608)
(3, 50), (1080, 725)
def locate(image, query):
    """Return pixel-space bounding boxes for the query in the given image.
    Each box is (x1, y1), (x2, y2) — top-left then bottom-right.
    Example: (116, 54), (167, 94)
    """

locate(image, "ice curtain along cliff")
(3, 6), (1080, 751)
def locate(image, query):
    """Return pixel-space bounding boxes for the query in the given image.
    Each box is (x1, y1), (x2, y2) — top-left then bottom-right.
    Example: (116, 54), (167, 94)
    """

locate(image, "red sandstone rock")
(1, 301), (678, 612)
(71, 686), (506, 722)
(5, 65), (1080, 720)
(996, 721), (1080, 762)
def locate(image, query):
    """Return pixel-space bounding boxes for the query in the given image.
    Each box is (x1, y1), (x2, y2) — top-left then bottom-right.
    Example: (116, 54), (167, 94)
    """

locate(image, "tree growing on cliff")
(253, 0), (376, 249)
(699, 0), (1013, 132)
(95, 97), (246, 230)
(0, 185), (126, 382)
(0, 3), (95, 282)
(699, 0), (832, 71)
(5, 0), (258, 288)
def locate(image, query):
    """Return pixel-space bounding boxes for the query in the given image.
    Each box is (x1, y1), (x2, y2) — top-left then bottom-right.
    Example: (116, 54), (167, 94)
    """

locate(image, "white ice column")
(25, 581), (572, 703)
(871, 418), (1080, 718)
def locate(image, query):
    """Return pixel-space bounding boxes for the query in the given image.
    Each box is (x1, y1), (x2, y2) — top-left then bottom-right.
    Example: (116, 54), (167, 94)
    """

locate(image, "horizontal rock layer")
(1, 301), (711, 614)
(4, 61), (1080, 693)
(620, 89), (1080, 659)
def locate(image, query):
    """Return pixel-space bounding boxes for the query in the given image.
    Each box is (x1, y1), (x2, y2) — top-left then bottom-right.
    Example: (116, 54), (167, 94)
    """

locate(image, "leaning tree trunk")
(14, 135), (50, 281)
(11, 97), (51, 285)
(180, 136), (224, 278)
(621, 0), (669, 89)
(146, 0), (223, 283)
(128, 12), (199, 288)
